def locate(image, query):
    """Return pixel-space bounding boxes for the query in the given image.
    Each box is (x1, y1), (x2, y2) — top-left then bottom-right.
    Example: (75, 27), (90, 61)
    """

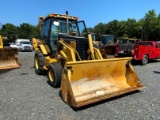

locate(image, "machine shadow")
(0, 69), (13, 74)
(153, 71), (160, 74)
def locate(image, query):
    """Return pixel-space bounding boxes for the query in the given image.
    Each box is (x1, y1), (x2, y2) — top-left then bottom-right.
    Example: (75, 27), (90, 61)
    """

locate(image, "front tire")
(47, 62), (63, 88)
(141, 55), (148, 65)
(34, 50), (45, 75)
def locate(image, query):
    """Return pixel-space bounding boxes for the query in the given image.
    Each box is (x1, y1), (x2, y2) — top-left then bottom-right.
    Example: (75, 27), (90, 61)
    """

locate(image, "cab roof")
(43, 13), (78, 21)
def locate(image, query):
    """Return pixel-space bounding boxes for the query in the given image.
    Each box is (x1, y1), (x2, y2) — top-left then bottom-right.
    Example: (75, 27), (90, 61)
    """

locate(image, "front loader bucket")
(61, 57), (144, 108)
(0, 48), (20, 70)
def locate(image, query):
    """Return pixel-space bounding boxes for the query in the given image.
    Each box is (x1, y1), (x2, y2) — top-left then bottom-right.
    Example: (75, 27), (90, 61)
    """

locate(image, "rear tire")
(47, 62), (63, 88)
(141, 55), (148, 65)
(34, 50), (45, 75)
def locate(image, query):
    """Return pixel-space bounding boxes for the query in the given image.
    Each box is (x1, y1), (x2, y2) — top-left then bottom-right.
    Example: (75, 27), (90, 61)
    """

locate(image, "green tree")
(93, 22), (106, 35)
(86, 27), (94, 33)
(125, 18), (137, 38)
(18, 23), (43, 40)
(117, 20), (127, 37)
(155, 13), (160, 40)
(105, 20), (119, 37)
(18, 23), (35, 40)
(134, 20), (144, 40)
(0, 23), (18, 41)
(143, 10), (158, 40)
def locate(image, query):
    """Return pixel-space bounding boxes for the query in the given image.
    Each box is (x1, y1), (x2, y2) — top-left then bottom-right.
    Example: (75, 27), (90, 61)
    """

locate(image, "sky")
(0, 0), (160, 28)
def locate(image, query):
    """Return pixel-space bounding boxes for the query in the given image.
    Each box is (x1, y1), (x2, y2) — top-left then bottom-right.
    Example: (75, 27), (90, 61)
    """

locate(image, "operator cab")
(40, 13), (87, 56)
(102, 34), (114, 45)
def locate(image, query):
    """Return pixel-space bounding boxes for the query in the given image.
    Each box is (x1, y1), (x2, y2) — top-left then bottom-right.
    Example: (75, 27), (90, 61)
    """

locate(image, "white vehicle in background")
(9, 42), (20, 49)
(17, 39), (33, 52)
(15, 39), (29, 45)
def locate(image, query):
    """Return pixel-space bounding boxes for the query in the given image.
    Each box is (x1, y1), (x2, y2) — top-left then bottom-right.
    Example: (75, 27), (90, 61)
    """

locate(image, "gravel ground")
(0, 51), (160, 120)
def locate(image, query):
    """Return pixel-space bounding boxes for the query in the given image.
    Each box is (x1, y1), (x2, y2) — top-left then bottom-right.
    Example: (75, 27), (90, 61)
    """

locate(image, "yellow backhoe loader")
(0, 36), (20, 70)
(32, 11), (144, 108)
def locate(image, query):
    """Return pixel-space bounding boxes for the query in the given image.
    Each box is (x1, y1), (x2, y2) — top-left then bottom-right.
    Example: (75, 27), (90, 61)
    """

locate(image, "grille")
(24, 46), (31, 50)
(76, 38), (88, 60)
(59, 35), (88, 60)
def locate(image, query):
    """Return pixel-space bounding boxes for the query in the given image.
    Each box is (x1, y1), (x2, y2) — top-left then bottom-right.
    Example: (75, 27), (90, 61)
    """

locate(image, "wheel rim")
(143, 56), (148, 64)
(48, 69), (54, 82)
(35, 56), (39, 70)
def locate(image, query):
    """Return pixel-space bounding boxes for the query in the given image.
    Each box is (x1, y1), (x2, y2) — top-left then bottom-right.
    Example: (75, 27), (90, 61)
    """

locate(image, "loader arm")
(32, 38), (39, 50)
(58, 39), (82, 62)
(88, 34), (103, 60)
(93, 47), (103, 59)
(87, 34), (95, 60)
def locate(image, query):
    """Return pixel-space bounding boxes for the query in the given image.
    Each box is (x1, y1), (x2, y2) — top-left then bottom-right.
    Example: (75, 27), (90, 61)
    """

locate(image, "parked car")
(19, 41), (33, 52)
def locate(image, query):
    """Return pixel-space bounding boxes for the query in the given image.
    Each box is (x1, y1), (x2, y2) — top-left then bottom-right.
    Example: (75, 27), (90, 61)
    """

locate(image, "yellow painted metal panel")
(39, 45), (48, 55)
(61, 57), (144, 107)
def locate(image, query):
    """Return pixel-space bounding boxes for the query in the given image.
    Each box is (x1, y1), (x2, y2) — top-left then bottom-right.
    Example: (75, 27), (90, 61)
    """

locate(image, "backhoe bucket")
(0, 48), (20, 70)
(61, 57), (144, 108)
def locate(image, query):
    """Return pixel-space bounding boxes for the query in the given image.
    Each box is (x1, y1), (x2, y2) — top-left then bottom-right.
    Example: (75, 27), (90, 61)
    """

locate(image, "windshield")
(102, 35), (114, 44)
(121, 39), (128, 44)
(51, 19), (79, 36)
(129, 40), (136, 44)
(20, 41), (30, 44)
(117, 38), (128, 44)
